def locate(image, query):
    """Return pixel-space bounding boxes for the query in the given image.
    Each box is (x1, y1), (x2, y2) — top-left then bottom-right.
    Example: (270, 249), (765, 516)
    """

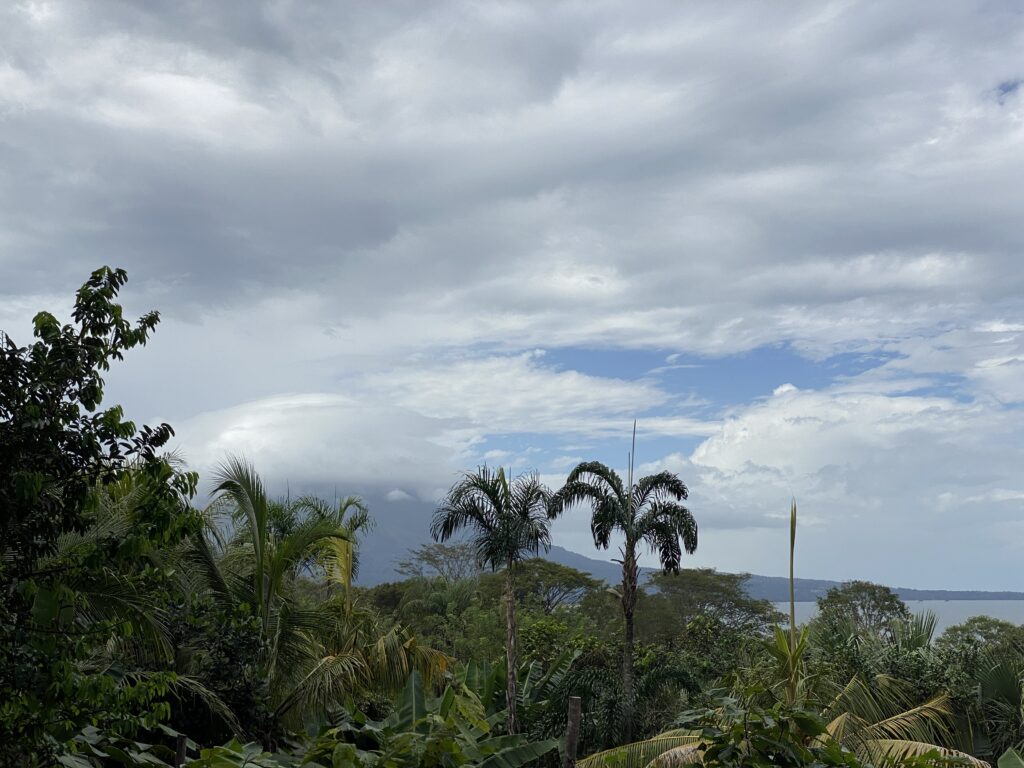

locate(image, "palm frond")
(822, 676), (886, 729)
(891, 612), (938, 651)
(863, 739), (990, 768)
(577, 732), (701, 768)
(632, 471), (688, 509)
(181, 532), (234, 608)
(432, 467), (553, 568)
(211, 456), (270, 623)
(273, 650), (366, 721)
(649, 744), (705, 768)
(823, 680), (959, 765)
(321, 536), (356, 590)
(564, 461), (626, 502)
(862, 693), (953, 744)
(167, 674), (244, 738)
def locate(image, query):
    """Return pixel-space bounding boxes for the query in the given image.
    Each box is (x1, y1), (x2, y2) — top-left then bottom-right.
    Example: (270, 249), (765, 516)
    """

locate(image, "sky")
(2, 1), (1023, 590)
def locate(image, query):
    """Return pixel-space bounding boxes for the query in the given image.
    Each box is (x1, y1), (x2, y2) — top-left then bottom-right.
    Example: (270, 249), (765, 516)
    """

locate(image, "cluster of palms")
(65, 456), (449, 752)
(806, 612), (1024, 759)
(42, 433), (695, 762)
(201, 459), (448, 728)
(431, 455), (698, 738)
(428, 466), (1023, 768)
(587, 625), (994, 768)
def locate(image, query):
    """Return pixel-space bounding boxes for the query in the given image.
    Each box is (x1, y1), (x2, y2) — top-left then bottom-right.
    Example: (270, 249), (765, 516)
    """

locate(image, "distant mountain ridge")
(353, 496), (1024, 600)
(359, 537), (1024, 601)
(739, 572), (1024, 602)
(540, 547), (1024, 601)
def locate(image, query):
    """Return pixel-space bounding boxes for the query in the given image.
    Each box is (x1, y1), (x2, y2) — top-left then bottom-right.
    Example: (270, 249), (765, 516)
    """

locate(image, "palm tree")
(209, 457), (364, 638)
(549, 450), (696, 737)
(974, 653), (1024, 757)
(431, 466), (552, 734)
(578, 502), (987, 768)
(185, 457), (447, 737)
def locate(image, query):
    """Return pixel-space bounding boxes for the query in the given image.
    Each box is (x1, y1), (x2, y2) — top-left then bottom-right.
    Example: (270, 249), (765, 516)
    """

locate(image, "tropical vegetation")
(2, 268), (1023, 768)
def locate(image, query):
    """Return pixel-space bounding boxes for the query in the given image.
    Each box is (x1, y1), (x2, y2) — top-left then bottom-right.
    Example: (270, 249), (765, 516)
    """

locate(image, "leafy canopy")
(0, 267), (199, 765)
(815, 581), (911, 637)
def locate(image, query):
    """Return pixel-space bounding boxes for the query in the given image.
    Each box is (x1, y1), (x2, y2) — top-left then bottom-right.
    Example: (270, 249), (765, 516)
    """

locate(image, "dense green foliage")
(2, 269), (1023, 768)
(0, 268), (200, 766)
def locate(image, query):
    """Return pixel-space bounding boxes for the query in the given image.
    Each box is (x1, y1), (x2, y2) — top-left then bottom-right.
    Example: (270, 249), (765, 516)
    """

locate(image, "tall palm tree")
(431, 466), (552, 734)
(549, 452), (696, 736)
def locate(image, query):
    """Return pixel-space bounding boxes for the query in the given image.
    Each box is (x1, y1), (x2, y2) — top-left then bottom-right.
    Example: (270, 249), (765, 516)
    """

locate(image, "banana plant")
(303, 671), (558, 768)
(188, 740), (299, 767)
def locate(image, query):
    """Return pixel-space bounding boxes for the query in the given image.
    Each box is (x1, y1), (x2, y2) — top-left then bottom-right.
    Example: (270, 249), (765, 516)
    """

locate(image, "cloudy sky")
(2, 1), (1024, 589)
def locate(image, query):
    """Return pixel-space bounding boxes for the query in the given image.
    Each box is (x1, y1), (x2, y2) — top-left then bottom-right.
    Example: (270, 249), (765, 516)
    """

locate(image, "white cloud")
(361, 352), (685, 438)
(174, 394), (458, 501)
(168, 350), (711, 499)
(638, 381), (1024, 589)
(4, 0), (1023, 364)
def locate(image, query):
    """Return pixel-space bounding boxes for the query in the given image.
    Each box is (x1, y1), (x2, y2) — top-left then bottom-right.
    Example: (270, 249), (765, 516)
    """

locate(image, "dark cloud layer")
(4, 1), (1022, 327)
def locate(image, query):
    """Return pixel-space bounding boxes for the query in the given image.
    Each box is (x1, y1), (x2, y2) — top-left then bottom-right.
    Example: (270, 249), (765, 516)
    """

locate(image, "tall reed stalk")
(789, 499), (797, 653)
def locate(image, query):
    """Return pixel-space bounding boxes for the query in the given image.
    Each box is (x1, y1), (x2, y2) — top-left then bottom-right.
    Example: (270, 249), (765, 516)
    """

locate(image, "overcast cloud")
(2, 0), (1023, 589)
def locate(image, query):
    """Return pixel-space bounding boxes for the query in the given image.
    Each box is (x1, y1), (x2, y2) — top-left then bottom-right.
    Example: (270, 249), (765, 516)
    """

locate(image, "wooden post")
(565, 696), (582, 768)
(175, 733), (188, 766)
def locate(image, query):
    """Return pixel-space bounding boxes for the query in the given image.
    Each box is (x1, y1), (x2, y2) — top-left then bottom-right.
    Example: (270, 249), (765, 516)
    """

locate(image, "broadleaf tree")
(0, 267), (200, 765)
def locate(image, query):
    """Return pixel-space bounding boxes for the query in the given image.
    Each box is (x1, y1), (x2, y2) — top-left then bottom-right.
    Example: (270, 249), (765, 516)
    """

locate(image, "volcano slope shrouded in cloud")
(2, 1), (1024, 590)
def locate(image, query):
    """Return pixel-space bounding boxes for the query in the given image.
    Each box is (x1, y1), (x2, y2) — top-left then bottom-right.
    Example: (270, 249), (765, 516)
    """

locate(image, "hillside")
(354, 501), (1024, 600)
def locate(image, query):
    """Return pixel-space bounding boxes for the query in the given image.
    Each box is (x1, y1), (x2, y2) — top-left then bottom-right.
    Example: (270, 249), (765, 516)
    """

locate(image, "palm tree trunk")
(504, 562), (519, 734)
(621, 543), (638, 741)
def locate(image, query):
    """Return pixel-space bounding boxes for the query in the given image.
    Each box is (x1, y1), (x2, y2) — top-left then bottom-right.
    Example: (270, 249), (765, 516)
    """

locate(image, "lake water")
(774, 600), (1024, 634)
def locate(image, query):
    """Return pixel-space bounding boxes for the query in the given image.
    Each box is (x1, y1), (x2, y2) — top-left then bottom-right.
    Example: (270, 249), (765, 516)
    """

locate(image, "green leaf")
(32, 586), (60, 625)
(477, 739), (558, 768)
(999, 749), (1024, 768)
(438, 685), (456, 719)
(390, 670), (427, 732)
(332, 743), (359, 768)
